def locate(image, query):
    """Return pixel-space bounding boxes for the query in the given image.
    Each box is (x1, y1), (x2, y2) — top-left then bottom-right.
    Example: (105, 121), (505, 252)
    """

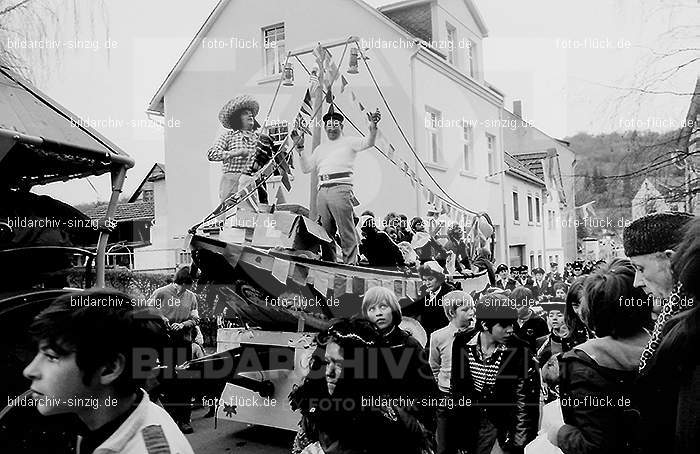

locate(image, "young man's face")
(551, 265), (558, 274)
(423, 275), (442, 292)
(535, 272), (544, 282)
(366, 302), (393, 330)
(489, 322), (514, 344)
(573, 268), (583, 276)
(548, 310), (565, 330)
(497, 270), (508, 281)
(324, 341), (343, 396)
(324, 119), (342, 140)
(630, 252), (674, 302)
(452, 304), (475, 329)
(555, 288), (567, 299)
(23, 341), (96, 416)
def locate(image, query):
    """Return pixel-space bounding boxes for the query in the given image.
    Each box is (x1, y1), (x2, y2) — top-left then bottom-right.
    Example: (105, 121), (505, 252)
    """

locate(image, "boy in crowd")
(23, 289), (195, 454)
(429, 290), (475, 454)
(450, 295), (540, 454)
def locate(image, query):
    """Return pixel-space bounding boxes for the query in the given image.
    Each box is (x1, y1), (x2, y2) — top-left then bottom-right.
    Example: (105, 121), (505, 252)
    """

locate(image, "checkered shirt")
(207, 130), (258, 174)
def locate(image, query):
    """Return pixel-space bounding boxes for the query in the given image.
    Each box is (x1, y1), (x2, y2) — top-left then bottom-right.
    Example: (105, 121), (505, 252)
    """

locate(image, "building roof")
(128, 162), (165, 203)
(0, 66), (133, 188)
(511, 151), (548, 180)
(81, 201), (155, 222)
(379, 0), (488, 37)
(504, 152), (545, 187)
(379, 0), (433, 42)
(147, 0), (493, 114)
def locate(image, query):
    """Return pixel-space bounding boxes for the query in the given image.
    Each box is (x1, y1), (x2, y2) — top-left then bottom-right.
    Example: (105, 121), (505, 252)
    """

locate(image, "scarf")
(639, 281), (685, 373)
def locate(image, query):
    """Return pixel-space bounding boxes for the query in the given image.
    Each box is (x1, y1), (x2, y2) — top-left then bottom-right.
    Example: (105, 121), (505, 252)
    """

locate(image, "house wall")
(133, 178), (175, 270)
(434, 0), (485, 82)
(159, 0), (510, 261)
(503, 173), (545, 268)
(500, 108), (575, 263)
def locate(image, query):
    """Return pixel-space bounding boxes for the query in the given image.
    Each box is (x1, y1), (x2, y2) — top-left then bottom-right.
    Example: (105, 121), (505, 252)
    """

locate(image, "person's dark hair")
(510, 286), (533, 308)
(174, 266), (193, 286)
(553, 282), (567, 294)
(360, 210), (375, 218)
(228, 109), (260, 131)
(582, 258), (652, 338)
(410, 216), (424, 231)
(475, 295), (518, 331)
(28, 289), (168, 395)
(564, 276), (587, 333)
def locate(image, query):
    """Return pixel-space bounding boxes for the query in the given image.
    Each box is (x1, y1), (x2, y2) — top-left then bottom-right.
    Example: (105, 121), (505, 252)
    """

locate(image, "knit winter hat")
(623, 212), (694, 257)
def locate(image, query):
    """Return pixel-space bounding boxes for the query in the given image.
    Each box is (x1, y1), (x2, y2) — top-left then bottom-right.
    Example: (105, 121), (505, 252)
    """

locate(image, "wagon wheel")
(232, 279), (280, 328)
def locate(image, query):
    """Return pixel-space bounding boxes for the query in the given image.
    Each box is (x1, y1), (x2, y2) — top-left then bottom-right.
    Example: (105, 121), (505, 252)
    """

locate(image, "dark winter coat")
(405, 282), (456, 338)
(557, 332), (649, 454)
(450, 328), (540, 452)
(514, 315), (549, 351)
(637, 307), (700, 454)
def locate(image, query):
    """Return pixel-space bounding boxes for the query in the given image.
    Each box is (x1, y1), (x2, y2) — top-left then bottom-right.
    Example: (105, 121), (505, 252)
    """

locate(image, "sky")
(10, 0), (698, 204)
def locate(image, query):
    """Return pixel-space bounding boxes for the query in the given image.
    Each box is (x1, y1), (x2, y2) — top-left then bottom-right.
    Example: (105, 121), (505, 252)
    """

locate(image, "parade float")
(0, 65), (135, 452)
(181, 37), (495, 430)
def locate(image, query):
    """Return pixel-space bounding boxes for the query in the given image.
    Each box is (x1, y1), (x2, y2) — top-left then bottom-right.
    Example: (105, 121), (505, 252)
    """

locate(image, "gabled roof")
(511, 151), (548, 180)
(504, 152), (545, 187)
(147, 0), (491, 115)
(128, 162), (165, 203)
(379, 0), (433, 42)
(81, 201), (155, 223)
(378, 0), (488, 37)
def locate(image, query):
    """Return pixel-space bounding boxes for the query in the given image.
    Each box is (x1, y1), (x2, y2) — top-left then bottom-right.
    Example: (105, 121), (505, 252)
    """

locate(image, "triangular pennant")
(351, 91), (356, 102)
(315, 271), (329, 297)
(333, 274), (347, 298)
(358, 101), (365, 111)
(393, 280), (404, 297)
(352, 276), (365, 294)
(271, 258), (291, 284)
(340, 75), (348, 93)
(291, 264), (309, 286)
(222, 243), (244, 270)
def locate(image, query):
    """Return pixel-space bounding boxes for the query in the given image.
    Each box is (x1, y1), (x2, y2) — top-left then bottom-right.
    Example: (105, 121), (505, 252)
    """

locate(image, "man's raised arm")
(358, 109), (381, 151)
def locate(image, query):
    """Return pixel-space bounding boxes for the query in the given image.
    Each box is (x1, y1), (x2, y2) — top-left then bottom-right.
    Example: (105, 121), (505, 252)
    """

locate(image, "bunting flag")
(334, 274), (348, 295)
(315, 271), (329, 296)
(271, 258), (291, 284)
(336, 74), (481, 223)
(352, 276), (365, 294)
(291, 263), (309, 286)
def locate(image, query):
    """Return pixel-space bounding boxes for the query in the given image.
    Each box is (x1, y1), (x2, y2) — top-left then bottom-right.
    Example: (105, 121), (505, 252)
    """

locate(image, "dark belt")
(319, 171), (352, 182)
(319, 182), (352, 189)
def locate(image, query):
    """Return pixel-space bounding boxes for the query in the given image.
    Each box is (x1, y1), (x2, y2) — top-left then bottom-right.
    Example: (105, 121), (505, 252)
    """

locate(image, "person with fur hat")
(404, 261), (456, 339)
(636, 217), (700, 454)
(296, 106), (381, 264)
(623, 211), (694, 373)
(208, 95), (264, 217)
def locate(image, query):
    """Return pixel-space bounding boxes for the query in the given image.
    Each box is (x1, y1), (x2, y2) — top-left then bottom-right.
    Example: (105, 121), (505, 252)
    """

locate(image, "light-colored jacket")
(77, 391), (194, 454)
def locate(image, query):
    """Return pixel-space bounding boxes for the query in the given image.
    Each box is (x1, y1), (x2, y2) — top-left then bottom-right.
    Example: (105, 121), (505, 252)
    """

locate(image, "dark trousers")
(477, 411), (503, 454)
(436, 394), (456, 454)
(162, 337), (193, 424)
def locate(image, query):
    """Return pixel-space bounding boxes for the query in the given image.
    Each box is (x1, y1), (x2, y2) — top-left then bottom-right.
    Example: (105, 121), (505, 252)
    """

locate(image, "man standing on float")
(296, 105), (380, 264)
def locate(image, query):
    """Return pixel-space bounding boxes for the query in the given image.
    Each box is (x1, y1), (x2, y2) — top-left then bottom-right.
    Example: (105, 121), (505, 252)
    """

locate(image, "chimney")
(513, 100), (522, 118)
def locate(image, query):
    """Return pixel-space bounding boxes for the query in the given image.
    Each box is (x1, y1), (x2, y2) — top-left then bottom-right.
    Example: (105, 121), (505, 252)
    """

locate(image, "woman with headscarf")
(289, 318), (433, 454)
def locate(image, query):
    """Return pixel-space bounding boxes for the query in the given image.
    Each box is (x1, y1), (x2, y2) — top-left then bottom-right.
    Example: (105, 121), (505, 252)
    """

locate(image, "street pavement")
(186, 407), (294, 453)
